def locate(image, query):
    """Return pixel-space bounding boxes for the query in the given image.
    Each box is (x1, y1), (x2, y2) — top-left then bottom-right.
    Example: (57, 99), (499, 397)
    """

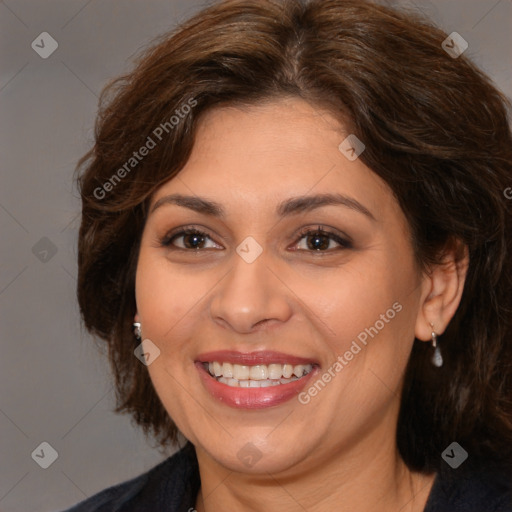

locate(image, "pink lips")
(195, 350), (319, 409)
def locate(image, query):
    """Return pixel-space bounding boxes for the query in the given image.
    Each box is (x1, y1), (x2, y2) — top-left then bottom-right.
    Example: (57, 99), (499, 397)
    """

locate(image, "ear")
(415, 239), (469, 341)
(134, 312), (140, 323)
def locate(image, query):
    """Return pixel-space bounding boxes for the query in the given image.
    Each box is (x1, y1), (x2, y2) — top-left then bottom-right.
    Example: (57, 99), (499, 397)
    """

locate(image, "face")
(135, 97), (426, 476)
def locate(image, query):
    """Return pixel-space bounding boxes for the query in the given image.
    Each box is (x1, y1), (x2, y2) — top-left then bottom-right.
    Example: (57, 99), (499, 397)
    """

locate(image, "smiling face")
(135, 97), (427, 476)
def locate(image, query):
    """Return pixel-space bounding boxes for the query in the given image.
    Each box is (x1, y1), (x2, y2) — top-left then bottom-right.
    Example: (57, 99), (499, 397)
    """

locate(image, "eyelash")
(160, 225), (352, 253)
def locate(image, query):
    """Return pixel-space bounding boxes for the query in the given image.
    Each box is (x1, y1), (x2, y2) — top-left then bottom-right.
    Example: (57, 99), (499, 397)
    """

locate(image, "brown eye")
(293, 226), (352, 252)
(161, 228), (222, 250)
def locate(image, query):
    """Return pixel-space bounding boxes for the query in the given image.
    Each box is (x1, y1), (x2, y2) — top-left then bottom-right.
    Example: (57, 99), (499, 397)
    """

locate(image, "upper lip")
(196, 350), (318, 366)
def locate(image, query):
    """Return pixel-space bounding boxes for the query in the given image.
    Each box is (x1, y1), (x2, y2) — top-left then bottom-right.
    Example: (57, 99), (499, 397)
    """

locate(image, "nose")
(209, 249), (293, 334)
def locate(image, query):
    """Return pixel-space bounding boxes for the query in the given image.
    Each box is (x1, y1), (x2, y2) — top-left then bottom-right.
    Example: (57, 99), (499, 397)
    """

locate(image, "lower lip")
(195, 362), (318, 409)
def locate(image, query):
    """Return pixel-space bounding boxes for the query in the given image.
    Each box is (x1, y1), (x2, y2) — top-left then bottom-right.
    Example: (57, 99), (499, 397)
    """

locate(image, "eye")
(160, 227), (222, 250)
(160, 225), (352, 252)
(291, 226), (352, 252)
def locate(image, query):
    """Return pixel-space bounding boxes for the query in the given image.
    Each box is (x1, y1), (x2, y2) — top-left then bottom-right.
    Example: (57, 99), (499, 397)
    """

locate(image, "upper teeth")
(206, 362), (313, 380)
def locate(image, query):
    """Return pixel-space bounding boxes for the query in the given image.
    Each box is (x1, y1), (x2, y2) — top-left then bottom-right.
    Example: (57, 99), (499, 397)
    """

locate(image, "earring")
(133, 322), (142, 341)
(430, 323), (443, 367)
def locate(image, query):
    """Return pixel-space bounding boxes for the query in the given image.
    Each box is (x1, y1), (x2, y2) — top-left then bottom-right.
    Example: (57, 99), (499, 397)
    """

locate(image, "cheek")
(306, 250), (418, 368)
(134, 253), (205, 437)
(135, 253), (208, 340)
(296, 260), (418, 431)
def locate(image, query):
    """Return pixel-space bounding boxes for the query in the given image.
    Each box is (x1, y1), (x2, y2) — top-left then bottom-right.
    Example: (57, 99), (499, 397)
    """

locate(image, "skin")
(134, 97), (469, 511)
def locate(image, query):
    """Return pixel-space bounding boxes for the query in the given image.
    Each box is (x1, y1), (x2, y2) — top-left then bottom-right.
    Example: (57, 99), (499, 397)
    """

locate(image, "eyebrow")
(150, 192), (376, 221)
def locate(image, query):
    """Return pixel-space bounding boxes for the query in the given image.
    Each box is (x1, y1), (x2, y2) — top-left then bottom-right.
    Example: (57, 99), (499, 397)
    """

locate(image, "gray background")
(0, 1), (510, 511)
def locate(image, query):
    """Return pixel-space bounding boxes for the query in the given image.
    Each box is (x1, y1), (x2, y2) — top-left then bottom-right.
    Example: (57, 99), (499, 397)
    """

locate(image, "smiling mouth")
(203, 361), (314, 388)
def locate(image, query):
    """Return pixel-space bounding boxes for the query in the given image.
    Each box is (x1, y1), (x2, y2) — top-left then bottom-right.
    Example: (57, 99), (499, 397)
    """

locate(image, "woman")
(63, 0), (512, 510)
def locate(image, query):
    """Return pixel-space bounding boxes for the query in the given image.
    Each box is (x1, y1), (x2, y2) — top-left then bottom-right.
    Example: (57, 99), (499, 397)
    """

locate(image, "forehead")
(150, 98), (396, 222)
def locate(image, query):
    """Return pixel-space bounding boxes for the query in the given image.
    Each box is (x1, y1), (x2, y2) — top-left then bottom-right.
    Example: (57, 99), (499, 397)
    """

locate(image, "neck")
(193, 433), (436, 512)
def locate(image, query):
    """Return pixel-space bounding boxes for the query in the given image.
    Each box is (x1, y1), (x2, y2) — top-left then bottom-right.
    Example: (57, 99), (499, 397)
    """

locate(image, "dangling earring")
(430, 323), (443, 367)
(133, 322), (142, 341)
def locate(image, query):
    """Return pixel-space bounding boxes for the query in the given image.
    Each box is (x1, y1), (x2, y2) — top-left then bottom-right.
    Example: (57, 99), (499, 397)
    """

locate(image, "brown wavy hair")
(76, 0), (512, 473)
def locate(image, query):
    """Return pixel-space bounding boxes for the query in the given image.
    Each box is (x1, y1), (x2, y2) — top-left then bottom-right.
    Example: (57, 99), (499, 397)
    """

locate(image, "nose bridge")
(209, 241), (292, 333)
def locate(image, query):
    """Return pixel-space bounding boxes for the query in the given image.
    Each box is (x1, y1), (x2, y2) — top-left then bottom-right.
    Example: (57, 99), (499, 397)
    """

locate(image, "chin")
(197, 434), (314, 475)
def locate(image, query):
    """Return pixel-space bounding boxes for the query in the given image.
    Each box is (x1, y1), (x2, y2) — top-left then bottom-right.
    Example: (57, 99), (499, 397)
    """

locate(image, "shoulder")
(58, 443), (199, 512)
(424, 456), (512, 512)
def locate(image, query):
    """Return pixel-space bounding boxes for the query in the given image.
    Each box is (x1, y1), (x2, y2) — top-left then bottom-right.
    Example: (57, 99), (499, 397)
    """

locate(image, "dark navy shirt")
(60, 443), (512, 511)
